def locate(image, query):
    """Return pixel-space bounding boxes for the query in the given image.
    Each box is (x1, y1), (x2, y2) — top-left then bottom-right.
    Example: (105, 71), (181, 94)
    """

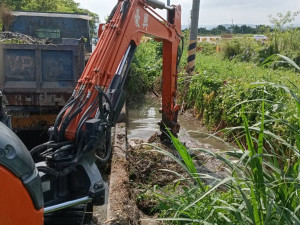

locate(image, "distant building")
(197, 36), (222, 43)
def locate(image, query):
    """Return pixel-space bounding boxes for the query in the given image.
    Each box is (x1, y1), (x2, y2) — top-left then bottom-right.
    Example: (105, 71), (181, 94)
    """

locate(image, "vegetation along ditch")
(123, 11), (300, 224)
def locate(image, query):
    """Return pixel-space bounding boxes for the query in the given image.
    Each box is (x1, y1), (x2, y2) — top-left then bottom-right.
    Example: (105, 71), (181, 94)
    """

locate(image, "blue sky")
(76, 0), (300, 26)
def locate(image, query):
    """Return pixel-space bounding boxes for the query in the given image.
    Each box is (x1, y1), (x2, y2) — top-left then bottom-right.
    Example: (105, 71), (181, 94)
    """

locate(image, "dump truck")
(0, 11), (91, 132)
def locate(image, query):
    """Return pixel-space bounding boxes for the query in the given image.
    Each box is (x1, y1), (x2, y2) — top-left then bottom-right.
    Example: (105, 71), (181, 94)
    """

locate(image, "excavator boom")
(60, 0), (182, 142)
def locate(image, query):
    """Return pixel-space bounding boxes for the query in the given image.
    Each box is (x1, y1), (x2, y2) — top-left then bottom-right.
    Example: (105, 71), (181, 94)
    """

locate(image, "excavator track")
(44, 204), (89, 225)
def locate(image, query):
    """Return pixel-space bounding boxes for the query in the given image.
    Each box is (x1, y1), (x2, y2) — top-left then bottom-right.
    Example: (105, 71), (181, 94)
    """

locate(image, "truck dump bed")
(0, 43), (85, 130)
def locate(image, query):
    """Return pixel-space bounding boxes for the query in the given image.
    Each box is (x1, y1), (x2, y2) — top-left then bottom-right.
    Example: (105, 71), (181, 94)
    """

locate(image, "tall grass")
(179, 50), (299, 139)
(149, 79), (300, 224)
(137, 31), (300, 224)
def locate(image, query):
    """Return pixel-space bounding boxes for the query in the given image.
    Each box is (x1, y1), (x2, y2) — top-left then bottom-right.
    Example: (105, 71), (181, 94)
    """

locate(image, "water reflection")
(127, 97), (229, 151)
(127, 99), (161, 139)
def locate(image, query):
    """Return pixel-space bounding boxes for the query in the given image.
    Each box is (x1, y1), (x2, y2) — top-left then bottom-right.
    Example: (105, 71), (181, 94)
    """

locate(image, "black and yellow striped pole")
(187, 0), (200, 75)
(187, 40), (197, 74)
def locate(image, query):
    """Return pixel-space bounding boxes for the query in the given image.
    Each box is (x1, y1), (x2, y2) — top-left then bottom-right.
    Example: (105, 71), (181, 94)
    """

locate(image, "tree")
(198, 27), (209, 35)
(22, 0), (60, 12)
(268, 10), (300, 31)
(256, 25), (271, 34)
(0, 4), (14, 31)
(240, 25), (256, 34)
(1, 0), (31, 10)
(230, 25), (241, 34)
(216, 25), (227, 33)
(268, 10), (300, 52)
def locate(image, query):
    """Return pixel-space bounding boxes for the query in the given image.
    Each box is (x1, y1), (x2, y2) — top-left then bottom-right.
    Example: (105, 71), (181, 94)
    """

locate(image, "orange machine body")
(0, 165), (43, 225)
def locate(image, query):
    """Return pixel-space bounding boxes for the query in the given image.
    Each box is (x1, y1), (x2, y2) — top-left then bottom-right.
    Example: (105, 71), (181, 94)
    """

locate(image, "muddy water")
(127, 97), (161, 139)
(127, 95), (230, 151)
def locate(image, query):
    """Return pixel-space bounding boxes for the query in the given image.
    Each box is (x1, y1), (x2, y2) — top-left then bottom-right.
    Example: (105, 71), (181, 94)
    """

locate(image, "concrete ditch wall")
(105, 107), (140, 224)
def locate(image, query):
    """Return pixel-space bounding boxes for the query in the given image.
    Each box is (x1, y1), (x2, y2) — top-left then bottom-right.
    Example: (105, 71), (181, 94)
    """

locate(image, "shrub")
(222, 38), (265, 63)
(0, 4), (14, 31)
(197, 42), (216, 55)
(127, 39), (162, 100)
(222, 39), (242, 60)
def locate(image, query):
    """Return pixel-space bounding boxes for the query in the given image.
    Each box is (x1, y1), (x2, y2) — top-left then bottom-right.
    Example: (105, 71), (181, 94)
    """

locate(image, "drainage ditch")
(16, 94), (229, 224)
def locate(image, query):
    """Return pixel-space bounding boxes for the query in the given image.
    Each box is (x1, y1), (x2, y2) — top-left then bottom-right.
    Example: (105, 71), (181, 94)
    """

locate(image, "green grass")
(148, 31), (300, 224)
(124, 29), (300, 225)
(149, 93), (300, 224)
(178, 51), (300, 143)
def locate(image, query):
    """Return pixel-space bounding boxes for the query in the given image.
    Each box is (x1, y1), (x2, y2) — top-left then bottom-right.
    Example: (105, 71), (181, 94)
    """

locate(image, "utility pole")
(167, 0), (170, 17)
(187, 0), (200, 75)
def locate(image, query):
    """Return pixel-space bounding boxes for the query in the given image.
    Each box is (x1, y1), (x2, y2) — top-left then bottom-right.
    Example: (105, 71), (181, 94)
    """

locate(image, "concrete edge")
(106, 105), (139, 224)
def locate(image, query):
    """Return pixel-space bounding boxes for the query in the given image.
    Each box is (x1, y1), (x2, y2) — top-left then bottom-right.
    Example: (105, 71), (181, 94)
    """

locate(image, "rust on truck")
(0, 43), (85, 131)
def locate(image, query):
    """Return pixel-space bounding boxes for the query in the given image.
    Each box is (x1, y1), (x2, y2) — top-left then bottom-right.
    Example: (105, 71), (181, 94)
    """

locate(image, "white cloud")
(199, 0), (300, 25)
(75, 0), (300, 26)
(75, 0), (117, 22)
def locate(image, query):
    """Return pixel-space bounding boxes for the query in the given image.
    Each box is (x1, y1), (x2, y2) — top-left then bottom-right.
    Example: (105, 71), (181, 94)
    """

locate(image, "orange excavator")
(0, 0), (182, 224)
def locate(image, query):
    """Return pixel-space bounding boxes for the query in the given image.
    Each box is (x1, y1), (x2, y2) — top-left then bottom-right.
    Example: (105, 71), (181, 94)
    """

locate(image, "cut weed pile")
(128, 136), (187, 216)
(0, 31), (48, 44)
(127, 127), (229, 219)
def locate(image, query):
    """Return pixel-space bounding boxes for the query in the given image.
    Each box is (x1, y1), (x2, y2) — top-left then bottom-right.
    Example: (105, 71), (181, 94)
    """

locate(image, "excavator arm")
(60, 0), (182, 142)
(0, 0), (182, 224)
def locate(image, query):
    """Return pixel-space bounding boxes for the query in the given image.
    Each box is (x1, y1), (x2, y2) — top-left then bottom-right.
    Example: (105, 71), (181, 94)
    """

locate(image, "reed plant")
(150, 95), (300, 224)
(151, 63), (300, 223)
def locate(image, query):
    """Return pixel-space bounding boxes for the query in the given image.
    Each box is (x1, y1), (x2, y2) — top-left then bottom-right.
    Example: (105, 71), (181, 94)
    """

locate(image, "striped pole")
(187, 0), (200, 75)
(187, 40), (197, 74)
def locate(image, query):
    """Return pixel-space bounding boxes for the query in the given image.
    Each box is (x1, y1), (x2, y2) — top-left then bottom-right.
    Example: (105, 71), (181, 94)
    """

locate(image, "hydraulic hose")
(37, 165), (77, 177)
(75, 98), (99, 145)
(95, 150), (112, 163)
(52, 144), (75, 159)
(177, 33), (184, 68)
(99, 88), (113, 122)
(53, 89), (84, 141)
(30, 141), (54, 155)
(107, 3), (118, 23)
(54, 88), (84, 128)
(37, 139), (95, 176)
(93, 120), (112, 164)
(58, 92), (91, 141)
